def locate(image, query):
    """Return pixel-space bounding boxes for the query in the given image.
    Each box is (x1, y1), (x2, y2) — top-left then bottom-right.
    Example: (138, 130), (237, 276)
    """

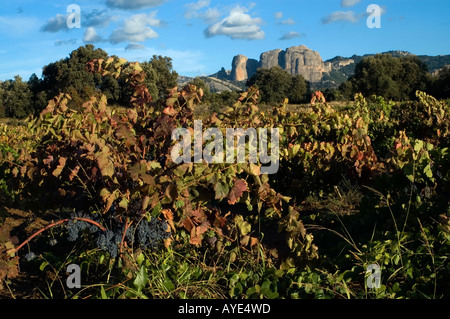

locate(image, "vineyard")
(0, 56), (449, 299)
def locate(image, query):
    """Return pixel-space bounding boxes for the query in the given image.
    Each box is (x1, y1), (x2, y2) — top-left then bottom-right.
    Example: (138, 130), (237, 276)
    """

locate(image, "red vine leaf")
(161, 209), (175, 232)
(189, 227), (202, 246)
(227, 179), (248, 205)
(163, 105), (178, 116)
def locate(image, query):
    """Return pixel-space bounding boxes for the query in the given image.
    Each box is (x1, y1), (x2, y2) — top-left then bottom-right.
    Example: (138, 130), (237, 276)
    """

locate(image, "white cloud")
(83, 9), (118, 28)
(204, 5), (265, 40)
(322, 11), (360, 24)
(185, 0), (210, 19)
(280, 18), (295, 25)
(199, 8), (221, 24)
(341, 0), (361, 7)
(280, 31), (304, 40)
(274, 12), (283, 19)
(185, 1), (221, 24)
(125, 43), (146, 51)
(40, 14), (68, 33)
(84, 27), (103, 43)
(106, 0), (166, 10)
(109, 12), (161, 44)
(54, 39), (78, 46)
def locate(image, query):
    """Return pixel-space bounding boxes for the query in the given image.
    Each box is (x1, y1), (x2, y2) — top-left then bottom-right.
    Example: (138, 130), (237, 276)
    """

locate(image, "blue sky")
(0, 0), (449, 81)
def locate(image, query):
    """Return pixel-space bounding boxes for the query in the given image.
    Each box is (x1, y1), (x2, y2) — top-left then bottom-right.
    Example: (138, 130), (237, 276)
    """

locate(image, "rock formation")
(259, 49), (284, 70)
(230, 55), (258, 82)
(281, 45), (326, 82)
(229, 45), (328, 83)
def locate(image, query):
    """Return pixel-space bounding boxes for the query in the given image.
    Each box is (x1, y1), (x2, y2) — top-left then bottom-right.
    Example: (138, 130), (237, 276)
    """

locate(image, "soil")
(0, 207), (53, 299)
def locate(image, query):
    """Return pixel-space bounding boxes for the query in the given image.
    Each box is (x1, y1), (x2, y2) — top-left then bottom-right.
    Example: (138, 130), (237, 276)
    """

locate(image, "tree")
(28, 73), (49, 115)
(146, 55), (178, 101)
(139, 61), (160, 102)
(432, 66), (450, 99)
(247, 66), (308, 104)
(0, 83), (5, 118)
(341, 54), (431, 101)
(289, 74), (308, 104)
(1, 76), (33, 118)
(41, 45), (120, 106)
(247, 66), (293, 104)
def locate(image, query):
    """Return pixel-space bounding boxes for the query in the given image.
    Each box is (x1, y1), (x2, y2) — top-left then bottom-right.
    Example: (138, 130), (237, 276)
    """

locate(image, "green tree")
(341, 54), (431, 101)
(247, 66), (293, 104)
(1, 75), (33, 118)
(432, 66), (450, 99)
(0, 82), (5, 118)
(28, 73), (49, 115)
(247, 66), (308, 104)
(146, 55), (178, 101)
(41, 45), (120, 106)
(289, 74), (308, 104)
(139, 61), (160, 102)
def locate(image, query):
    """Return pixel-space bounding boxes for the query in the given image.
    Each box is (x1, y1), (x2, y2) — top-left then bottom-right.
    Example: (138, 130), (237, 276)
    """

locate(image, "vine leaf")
(161, 209), (175, 232)
(214, 181), (230, 200)
(52, 157), (67, 177)
(96, 150), (114, 177)
(165, 183), (178, 201)
(227, 179), (248, 205)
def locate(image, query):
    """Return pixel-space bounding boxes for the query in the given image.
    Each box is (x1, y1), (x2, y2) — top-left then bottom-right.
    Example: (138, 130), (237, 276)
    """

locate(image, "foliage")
(341, 54), (431, 101)
(0, 50), (449, 299)
(143, 55), (179, 101)
(247, 66), (308, 104)
(0, 76), (33, 118)
(431, 66), (450, 99)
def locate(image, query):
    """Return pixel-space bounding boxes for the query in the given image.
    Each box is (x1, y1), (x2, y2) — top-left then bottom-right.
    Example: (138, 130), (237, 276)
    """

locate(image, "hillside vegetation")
(0, 49), (449, 299)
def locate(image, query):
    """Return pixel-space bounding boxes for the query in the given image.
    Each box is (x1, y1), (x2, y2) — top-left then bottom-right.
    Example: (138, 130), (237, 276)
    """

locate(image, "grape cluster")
(135, 219), (170, 250)
(66, 212), (100, 242)
(64, 210), (170, 259)
(96, 230), (122, 259)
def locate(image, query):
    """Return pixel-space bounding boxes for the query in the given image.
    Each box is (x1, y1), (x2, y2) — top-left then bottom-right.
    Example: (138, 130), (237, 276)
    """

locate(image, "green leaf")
(39, 261), (49, 271)
(134, 265), (149, 293)
(100, 286), (108, 299)
(151, 202), (162, 217)
(214, 181), (230, 200)
(136, 253), (145, 266)
(119, 197), (129, 209)
(163, 278), (175, 292)
(414, 140), (424, 153)
(234, 215), (251, 236)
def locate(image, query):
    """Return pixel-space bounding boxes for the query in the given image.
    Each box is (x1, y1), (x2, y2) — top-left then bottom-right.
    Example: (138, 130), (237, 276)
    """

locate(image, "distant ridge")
(178, 47), (450, 92)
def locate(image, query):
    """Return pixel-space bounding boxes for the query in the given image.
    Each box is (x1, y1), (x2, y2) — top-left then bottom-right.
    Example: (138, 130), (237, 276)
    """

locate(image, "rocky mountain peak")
(226, 45), (328, 83)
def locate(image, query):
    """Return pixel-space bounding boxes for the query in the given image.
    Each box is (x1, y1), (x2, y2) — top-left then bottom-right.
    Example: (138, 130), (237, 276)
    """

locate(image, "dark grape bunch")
(135, 219), (170, 250)
(66, 212), (100, 242)
(64, 210), (170, 259)
(96, 230), (122, 259)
